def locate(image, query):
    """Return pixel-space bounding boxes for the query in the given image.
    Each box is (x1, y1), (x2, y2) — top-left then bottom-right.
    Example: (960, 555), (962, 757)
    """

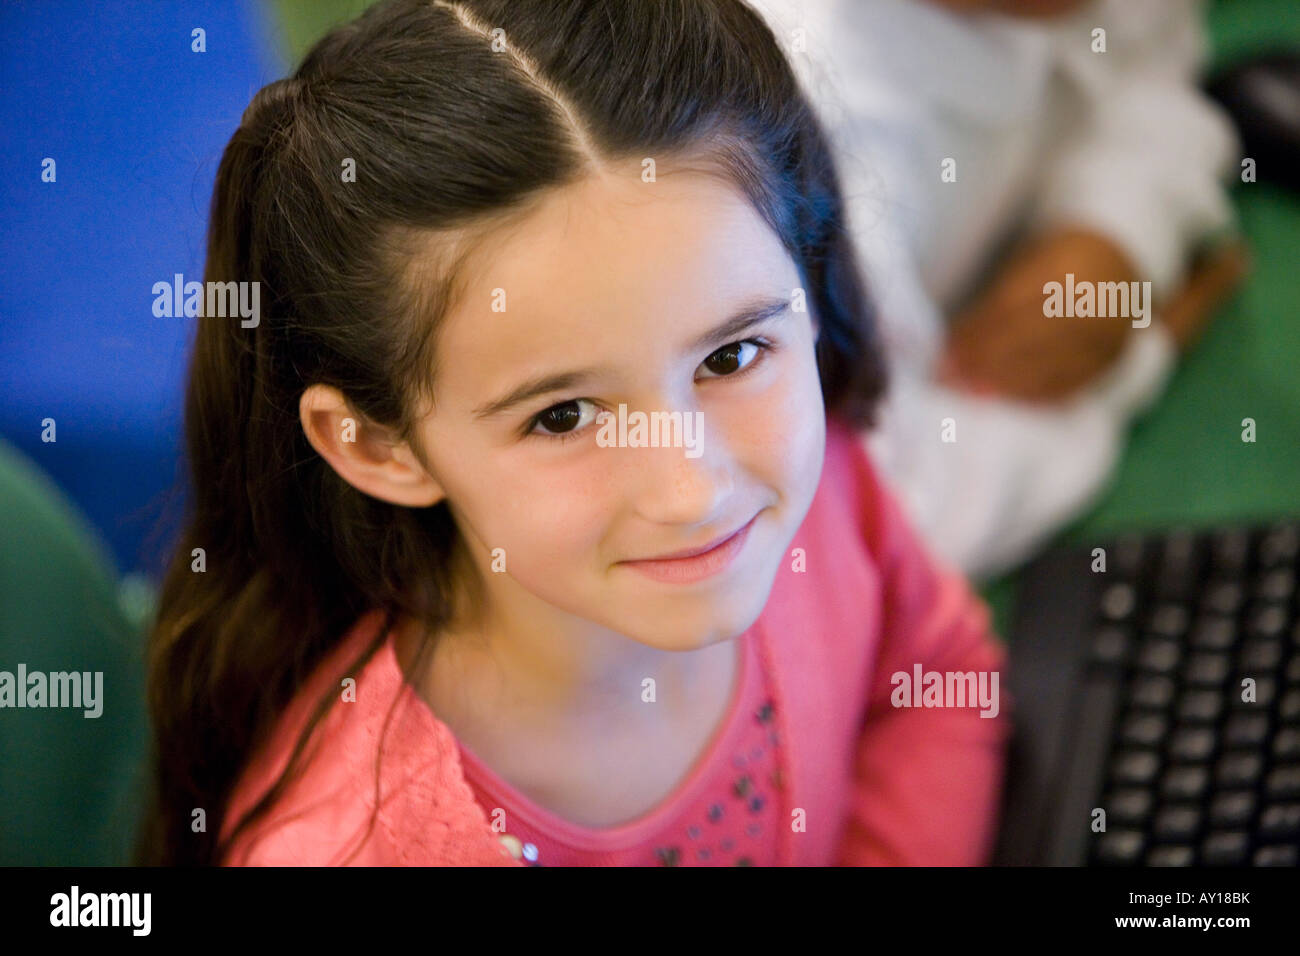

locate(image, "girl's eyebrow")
(471, 295), (793, 420)
(473, 367), (606, 420)
(686, 295), (791, 354)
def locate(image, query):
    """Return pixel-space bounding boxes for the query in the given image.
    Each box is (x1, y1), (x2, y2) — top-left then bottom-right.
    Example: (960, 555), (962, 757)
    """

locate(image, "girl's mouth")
(618, 512), (760, 584)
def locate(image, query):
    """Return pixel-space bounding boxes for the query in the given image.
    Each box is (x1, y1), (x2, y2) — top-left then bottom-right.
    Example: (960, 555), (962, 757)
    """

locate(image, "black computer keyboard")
(993, 521), (1300, 866)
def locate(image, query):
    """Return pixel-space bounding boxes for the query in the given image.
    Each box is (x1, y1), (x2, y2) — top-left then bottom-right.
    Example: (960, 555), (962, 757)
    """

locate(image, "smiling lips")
(620, 512), (759, 584)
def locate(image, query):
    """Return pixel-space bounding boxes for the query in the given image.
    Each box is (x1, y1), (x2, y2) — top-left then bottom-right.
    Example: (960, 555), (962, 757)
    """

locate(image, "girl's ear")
(299, 384), (447, 508)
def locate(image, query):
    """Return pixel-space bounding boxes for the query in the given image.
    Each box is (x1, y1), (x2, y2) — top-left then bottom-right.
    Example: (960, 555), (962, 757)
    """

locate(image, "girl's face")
(404, 162), (826, 652)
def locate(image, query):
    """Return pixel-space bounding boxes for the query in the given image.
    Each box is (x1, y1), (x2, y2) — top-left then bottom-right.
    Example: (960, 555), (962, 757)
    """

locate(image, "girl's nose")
(630, 433), (735, 527)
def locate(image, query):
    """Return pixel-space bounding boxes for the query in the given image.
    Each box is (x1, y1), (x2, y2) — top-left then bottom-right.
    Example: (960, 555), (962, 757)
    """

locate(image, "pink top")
(219, 416), (1013, 866)
(455, 627), (781, 866)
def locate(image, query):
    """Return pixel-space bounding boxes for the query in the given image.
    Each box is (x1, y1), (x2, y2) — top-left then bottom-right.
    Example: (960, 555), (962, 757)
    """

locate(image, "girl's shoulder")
(219, 610), (519, 866)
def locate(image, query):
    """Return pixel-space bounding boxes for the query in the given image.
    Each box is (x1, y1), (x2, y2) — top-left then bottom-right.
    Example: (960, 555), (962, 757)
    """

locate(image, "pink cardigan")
(219, 416), (1012, 865)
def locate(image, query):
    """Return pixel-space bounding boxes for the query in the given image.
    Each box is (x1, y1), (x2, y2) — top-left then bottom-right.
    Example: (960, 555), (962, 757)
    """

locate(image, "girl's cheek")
(511, 453), (617, 550)
(758, 356), (827, 496)
(730, 359), (819, 463)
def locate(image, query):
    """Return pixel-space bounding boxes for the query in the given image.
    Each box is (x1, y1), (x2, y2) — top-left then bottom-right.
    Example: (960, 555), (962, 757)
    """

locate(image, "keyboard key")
(1160, 765), (1210, 802)
(1216, 752), (1264, 788)
(1177, 689), (1223, 723)
(1280, 689), (1300, 723)
(1255, 567), (1295, 603)
(1201, 580), (1245, 617)
(1090, 626), (1130, 668)
(1286, 653), (1300, 683)
(1138, 638), (1183, 675)
(1254, 844), (1299, 866)
(1149, 603), (1191, 638)
(1169, 727), (1216, 762)
(1190, 616), (1237, 652)
(1264, 765), (1300, 800)
(1201, 831), (1249, 865)
(1248, 604), (1289, 640)
(1101, 582), (1138, 622)
(1146, 845), (1195, 866)
(1258, 803), (1300, 841)
(1152, 805), (1202, 842)
(1095, 830), (1145, 865)
(1131, 675), (1177, 710)
(1259, 522), (1300, 566)
(1223, 712), (1270, 748)
(1273, 728), (1300, 761)
(1106, 788), (1154, 826)
(1208, 791), (1256, 828)
(1185, 652), (1231, 686)
(1238, 638), (1285, 673)
(1111, 750), (1161, 786)
(1120, 713), (1168, 748)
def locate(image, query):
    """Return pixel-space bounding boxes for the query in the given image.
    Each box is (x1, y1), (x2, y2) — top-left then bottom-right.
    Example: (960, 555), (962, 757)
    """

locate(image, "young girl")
(137, 0), (1011, 867)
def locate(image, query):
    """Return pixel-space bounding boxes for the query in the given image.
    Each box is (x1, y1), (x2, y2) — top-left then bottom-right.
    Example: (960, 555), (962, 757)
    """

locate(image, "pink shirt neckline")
(449, 627), (755, 849)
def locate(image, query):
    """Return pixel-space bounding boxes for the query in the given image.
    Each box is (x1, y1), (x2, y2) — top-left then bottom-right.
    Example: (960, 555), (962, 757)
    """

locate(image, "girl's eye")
(697, 338), (772, 379)
(523, 338), (775, 443)
(527, 398), (601, 440)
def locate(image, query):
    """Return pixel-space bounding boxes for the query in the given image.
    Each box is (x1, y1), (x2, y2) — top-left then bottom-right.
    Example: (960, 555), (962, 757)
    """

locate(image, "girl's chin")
(613, 601), (766, 652)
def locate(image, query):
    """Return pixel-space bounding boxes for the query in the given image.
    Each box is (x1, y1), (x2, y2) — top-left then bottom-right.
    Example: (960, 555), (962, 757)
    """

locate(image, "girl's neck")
(397, 601), (725, 723)
(406, 532), (700, 714)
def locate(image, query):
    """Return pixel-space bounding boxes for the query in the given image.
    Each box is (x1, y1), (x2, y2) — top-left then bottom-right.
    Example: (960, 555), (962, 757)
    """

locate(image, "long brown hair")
(137, 0), (887, 866)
